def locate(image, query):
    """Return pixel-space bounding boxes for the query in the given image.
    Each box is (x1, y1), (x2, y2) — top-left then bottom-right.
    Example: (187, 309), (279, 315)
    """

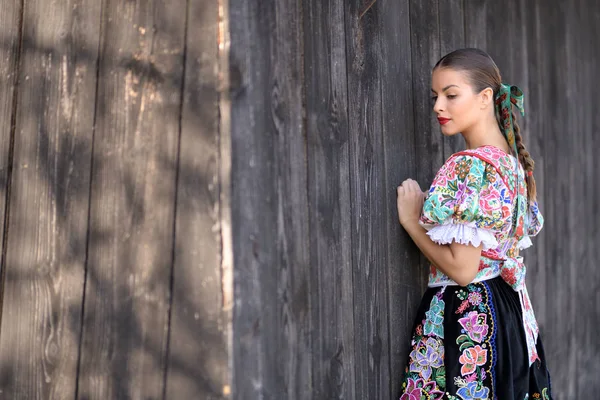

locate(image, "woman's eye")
(447, 94), (457, 99)
(431, 96), (438, 101)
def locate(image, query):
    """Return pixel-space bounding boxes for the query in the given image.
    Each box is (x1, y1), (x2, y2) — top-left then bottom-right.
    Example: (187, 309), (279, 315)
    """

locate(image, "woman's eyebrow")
(431, 84), (459, 93)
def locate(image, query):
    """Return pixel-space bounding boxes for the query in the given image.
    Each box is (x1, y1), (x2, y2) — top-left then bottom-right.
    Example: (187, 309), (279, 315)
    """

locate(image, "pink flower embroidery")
(400, 385), (421, 400)
(468, 292), (482, 306)
(459, 345), (487, 376)
(458, 311), (489, 343)
(400, 378), (444, 400)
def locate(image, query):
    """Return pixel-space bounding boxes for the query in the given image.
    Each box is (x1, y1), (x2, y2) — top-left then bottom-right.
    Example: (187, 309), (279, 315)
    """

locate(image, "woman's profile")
(396, 48), (553, 399)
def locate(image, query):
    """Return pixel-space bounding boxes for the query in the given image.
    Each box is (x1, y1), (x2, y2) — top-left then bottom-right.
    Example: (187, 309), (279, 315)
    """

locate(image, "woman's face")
(431, 68), (487, 136)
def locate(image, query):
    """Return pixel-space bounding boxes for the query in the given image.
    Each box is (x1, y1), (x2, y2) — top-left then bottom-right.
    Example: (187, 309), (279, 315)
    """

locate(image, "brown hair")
(434, 48), (537, 203)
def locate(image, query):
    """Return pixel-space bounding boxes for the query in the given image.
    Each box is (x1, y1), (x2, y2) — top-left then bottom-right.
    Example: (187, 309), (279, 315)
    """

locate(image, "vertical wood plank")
(303, 0), (356, 399)
(0, 0), (101, 398)
(228, 1), (269, 396)
(463, 0), (487, 50)
(581, 1), (600, 394)
(164, 1), (231, 399)
(535, 1), (572, 397)
(0, 0), (21, 282)
(77, 1), (186, 398)
(438, 0), (465, 158)
(344, 2), (391, 399)
(229, 0), (310, 398)
(409, 0), (442, 287)
(379, 0), (421, 397)
(522, 0), (547, 328)
(563, 1), (586, 396)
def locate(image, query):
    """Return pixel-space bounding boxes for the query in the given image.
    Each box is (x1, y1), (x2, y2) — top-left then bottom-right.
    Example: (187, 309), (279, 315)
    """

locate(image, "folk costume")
(399, 85), (553, 400)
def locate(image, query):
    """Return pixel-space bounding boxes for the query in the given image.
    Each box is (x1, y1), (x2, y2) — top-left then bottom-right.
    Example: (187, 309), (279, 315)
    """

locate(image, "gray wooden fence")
(0, 0), (221, 398)
(0, 0), (597, 399)
(226, 0), (600, 399)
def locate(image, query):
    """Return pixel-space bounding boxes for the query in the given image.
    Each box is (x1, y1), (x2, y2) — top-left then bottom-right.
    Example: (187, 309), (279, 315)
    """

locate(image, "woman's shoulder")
(447, 145), (515, 170)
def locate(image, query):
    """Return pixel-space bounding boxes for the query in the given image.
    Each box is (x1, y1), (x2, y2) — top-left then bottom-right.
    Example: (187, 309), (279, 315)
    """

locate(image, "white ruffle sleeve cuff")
(422, 220), (499, 251)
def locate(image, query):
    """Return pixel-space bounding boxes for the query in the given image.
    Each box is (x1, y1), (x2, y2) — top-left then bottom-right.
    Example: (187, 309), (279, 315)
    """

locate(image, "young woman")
(396, 48), (552, 399)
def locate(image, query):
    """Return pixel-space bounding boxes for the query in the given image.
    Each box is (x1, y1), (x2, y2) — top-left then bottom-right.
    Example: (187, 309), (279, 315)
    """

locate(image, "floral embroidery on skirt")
(399, 278), (552, 400)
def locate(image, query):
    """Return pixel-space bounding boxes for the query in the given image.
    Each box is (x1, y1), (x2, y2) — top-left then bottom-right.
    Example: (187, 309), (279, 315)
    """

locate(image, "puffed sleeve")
(419, 154), (509, 250)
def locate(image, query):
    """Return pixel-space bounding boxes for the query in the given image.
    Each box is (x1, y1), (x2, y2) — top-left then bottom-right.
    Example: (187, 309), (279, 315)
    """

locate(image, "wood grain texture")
(303, 0), (356, 399)
(409, 0), (442, 287)
(228, 0), (268, 396)
(534, 2), (573, 397)
(229, 0), (311, 398)
(378, 0), (423, 397)
(77, 1), (185, 398)
(563, 1), (586, 396)
(0, 0), (22, 280)
(463, 0), (487, 50)
(0, 0), (595, 397)
(522, 0), (548, 327)
(438, 0), (465, 159)
(0, 0), (101, 398)
(344, 2), (391, 398)
(164, 1), (231, 399)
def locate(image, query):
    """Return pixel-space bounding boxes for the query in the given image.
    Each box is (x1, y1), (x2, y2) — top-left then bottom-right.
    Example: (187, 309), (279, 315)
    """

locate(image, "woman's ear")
(480, 87), (494, 109)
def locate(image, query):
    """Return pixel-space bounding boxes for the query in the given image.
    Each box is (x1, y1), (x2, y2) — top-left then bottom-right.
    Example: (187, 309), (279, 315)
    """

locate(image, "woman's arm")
(402, 220), (482, 286)
(397, 178), (481, 286)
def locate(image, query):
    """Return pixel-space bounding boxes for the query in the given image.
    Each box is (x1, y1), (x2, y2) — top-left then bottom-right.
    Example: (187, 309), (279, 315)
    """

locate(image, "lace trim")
(425, 221), (499, 251)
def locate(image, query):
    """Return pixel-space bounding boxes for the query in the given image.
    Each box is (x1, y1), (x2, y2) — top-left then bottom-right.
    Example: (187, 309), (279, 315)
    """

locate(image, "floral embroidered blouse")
(418, 145), (544, 364)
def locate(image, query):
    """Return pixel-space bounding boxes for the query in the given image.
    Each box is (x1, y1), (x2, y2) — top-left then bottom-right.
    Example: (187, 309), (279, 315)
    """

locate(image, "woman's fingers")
(400, 179), (419, 193)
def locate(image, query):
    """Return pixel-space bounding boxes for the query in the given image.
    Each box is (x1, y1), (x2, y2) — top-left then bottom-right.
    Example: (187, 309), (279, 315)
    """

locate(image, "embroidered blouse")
(418, 145), (544, 365)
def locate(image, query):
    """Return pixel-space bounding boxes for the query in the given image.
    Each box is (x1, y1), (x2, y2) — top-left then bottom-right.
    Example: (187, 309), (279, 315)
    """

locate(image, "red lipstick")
(437, 117), (450, 125)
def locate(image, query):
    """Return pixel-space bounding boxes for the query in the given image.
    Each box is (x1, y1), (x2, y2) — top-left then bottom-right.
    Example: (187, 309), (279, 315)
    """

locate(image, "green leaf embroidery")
(456, 334), (471, 344)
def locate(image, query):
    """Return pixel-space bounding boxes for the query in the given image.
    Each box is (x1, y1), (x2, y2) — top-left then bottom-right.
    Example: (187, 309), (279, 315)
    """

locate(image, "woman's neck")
(462, 119), (509, 153)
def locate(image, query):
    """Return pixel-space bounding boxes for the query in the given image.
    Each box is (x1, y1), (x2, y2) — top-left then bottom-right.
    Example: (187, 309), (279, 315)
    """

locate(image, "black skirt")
(399, 277), (552, 400)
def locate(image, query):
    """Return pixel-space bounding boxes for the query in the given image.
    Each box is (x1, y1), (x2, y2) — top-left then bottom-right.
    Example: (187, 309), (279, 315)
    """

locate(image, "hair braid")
(511, 110), (537, 203)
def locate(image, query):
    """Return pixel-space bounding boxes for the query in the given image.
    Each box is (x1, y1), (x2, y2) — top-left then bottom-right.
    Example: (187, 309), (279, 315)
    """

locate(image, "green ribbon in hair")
(495, 83), (525, 157)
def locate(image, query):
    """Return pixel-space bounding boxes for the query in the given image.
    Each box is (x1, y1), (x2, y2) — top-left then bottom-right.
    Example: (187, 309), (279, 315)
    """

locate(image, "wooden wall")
(0, 0), (596, 399)
(0, 0), (230, 399)
(229, 0), (600, 399)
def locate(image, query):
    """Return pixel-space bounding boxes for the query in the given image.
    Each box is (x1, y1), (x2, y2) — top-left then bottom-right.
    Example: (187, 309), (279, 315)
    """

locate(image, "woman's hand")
(397, 179), (425, 227)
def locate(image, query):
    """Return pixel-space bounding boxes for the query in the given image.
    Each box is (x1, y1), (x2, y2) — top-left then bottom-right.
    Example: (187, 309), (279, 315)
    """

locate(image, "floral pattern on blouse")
(420, 146), (543, 250)
(419, 145), (543, 271)
(418, 145), (544, 364)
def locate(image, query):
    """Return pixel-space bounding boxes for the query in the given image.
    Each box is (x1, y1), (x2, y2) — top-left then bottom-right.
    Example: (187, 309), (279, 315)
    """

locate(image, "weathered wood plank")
(409, 0), (442, 287)
(563, 1), (588, 396)
(0, 0), (21, 282)
(0, 0), (101, 398)
(579, 1), (600, 394)
(485, 0), (520, 80)
(260, 0), (311, 398)
(164, 1), (231, 399)
(344, 2), (391, 399)
(535, 2), (572, 397)
(77, 1), (186, 398)
(229, 0), (310, 398)
(438, 0), (465, 159)
(228, 0), (269, 396)
(463, 0), (487, 50)
(378, 0), (422, 397)
(522, 0), (548, 329)
(303, 0), (356, 399)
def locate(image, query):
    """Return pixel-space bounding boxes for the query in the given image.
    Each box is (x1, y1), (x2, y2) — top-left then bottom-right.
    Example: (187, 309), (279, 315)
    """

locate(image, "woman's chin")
(440, 125), (460, 136)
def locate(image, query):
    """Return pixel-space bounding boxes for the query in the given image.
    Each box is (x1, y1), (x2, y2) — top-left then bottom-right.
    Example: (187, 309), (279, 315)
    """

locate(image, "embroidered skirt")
(399, 277), (552, 400)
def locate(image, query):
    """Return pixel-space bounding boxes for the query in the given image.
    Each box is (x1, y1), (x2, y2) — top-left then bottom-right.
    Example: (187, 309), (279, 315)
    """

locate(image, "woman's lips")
(437, 117), (450, 125)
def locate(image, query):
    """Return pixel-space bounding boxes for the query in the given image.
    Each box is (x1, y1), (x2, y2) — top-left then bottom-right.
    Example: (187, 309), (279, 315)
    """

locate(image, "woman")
(396, 48), (552, 399)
